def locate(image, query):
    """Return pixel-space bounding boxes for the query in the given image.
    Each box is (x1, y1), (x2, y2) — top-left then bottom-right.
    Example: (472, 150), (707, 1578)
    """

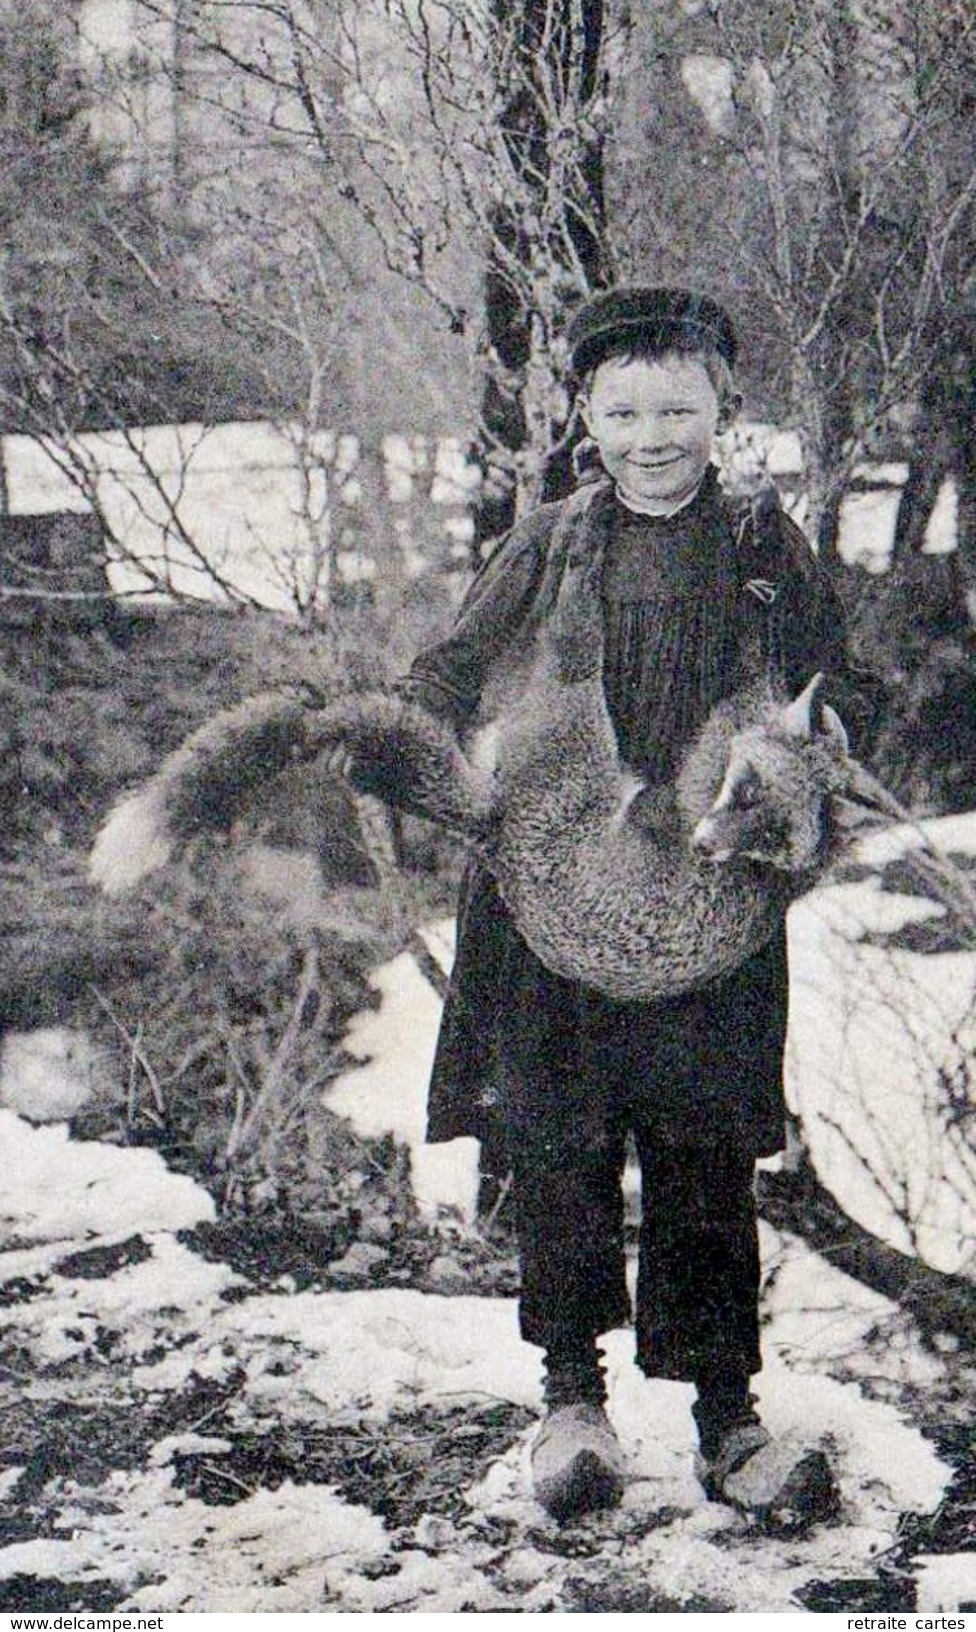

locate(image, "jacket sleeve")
(396, 507), (557, 729)
(341, 509), (556, 802)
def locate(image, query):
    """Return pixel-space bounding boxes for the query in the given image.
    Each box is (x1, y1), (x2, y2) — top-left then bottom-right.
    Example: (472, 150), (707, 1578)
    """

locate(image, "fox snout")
(690, 778), (821, 873)
(690, 803), (797, 868)
(690, 765), (769, 864)
(690, 813), (734, 862)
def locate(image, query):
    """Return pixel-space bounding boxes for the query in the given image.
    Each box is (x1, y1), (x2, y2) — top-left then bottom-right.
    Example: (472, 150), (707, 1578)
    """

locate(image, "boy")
(393, 287), (850, 1526)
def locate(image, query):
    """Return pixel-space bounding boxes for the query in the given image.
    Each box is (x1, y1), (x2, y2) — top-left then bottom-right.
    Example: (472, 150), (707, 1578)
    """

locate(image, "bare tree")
(608, 0), (976, 557)
(125, 0), (621, 533)
(0, 0), (318, 606)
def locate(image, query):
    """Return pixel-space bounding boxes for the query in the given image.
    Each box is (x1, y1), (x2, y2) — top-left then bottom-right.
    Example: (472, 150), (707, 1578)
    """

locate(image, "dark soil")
(170, 1398), (536, 1528)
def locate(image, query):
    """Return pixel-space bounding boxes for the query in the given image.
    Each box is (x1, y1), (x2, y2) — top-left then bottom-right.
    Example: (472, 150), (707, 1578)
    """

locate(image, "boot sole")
(536, 1448), (626, 1524)
(701, 1446), (840, 1533)
(759, 1448), (841, 1533)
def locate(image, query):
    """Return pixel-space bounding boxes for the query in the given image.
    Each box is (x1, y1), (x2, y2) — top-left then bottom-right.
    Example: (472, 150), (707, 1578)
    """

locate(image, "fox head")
(689, 674), (849, 874)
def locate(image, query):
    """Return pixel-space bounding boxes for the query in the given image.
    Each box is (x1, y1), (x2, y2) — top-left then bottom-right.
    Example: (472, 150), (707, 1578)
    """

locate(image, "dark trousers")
(509, 1079), (762, 1383)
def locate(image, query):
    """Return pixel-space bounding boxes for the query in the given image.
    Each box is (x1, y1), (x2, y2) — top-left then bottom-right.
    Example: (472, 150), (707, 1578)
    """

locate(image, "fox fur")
(90, 537), (888, 1000)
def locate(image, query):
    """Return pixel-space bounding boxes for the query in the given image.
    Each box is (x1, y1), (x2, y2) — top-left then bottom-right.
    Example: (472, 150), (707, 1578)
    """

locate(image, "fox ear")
(779, 673), (826, 740)
(820, 704), (849, 754)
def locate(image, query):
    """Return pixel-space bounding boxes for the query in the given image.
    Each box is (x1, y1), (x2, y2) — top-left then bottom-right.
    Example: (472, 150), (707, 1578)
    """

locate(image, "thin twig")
(88, 986), (166, 1119)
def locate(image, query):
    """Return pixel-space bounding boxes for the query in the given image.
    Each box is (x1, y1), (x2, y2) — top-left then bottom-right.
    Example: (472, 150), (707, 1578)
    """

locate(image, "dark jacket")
(399, 470), (860, 1156)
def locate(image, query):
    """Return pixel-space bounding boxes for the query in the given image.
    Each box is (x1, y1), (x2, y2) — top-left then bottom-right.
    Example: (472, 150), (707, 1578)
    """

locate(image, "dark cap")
(565, 286), (737, 375)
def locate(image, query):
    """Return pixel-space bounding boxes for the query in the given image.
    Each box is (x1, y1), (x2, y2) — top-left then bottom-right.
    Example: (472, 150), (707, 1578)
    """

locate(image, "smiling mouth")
(629, 456), (682, 471)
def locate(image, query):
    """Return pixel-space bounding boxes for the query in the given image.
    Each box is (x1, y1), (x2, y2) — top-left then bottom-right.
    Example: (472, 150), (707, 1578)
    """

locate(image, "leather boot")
(695, 1422), (840, 1532)
(531, 1400), (626, 1522)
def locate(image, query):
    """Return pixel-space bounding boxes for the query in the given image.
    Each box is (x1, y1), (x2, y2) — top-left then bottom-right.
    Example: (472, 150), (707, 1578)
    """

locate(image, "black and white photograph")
(0, 0), (974, 1616)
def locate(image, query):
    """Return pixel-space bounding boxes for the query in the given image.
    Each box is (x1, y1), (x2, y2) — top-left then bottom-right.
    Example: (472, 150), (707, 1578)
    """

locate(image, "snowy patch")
(0, 1263), (951, 1611)
(195, 1287), (540, 1421)
(328, 944), (479, 1223)
(0, 1027), (111, 1122)
(837, 477), (956, 572)
(0, 1111), (214, 1251)
(788, 869), (976, 1276)
(680, 54), (736, 135)
(0, 1234), (238, 1366)
(416, 916), (456, 975)
(0, 1015), (959, 1613)
(54, 1474), (389, 1614)
(760, 1224), (945, 1391)
(851, 810), (976, 868)
(915, 1553), (976, 1614)
(148, 1434), (234, 1467)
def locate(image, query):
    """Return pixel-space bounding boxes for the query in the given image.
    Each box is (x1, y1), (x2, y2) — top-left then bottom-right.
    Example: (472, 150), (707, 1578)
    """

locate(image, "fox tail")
(89, 689), (492, 896)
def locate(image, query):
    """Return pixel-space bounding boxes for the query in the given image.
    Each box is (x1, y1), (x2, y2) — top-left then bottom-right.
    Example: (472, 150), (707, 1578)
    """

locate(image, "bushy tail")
(90, 691), (316, 894)
(90, 689), (492, 896)
(302, 693), (494, 835)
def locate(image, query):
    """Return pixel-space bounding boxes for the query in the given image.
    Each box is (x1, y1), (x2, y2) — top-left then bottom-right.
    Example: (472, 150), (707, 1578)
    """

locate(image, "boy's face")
(579, 351), (721, 511)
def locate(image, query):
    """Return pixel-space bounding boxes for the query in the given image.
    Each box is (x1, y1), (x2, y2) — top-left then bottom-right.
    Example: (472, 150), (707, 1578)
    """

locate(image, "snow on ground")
(2, 423), (478, 610)
(837, 478), (957, 573)
(787, 812), (976, 1276)
(1, 415), (959, 612)
(0, 1111), (213, 1282)
(328, 921), (480, 1224)
(0, 1482), (391, 1616)
(915, 1554), (976, 1614)
(0, 1062), (960, 1613)
(0, 1028), (111, 1123)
